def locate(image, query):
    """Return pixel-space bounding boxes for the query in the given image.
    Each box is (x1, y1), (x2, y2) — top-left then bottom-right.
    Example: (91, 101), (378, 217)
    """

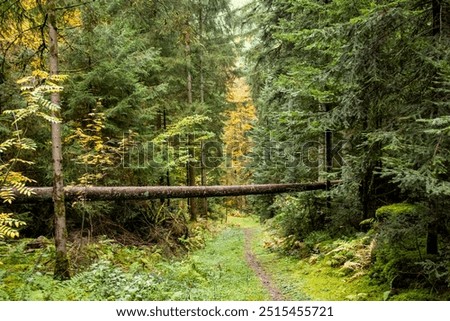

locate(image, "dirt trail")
(243, 228), (285, 301)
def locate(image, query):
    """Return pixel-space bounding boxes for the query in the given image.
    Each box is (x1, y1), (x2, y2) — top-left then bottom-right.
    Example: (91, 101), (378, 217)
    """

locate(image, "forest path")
(242, 227), (285, 301)
(164, 215), (287, 300)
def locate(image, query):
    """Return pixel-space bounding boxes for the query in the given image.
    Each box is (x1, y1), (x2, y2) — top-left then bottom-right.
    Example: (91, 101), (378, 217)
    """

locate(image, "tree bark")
(187, 134), (198, 221)
(198, 6), (208, 218)
(48, 8), (70, 280)
(11, 181), (341, 202)
(199, 142), (208, 217)
(185, 24), (198, 221)
(324, 102), (333, 212)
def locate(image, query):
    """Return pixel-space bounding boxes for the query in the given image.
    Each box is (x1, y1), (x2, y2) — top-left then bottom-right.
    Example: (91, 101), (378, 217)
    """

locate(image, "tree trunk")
(185, 23), (199, 221)
(199, 142), (208, 217)
(426, 1), (443, 254)
(199, 5), (205, 105)
(198, 6), (208, 218)
(324, 102), (333, 212)
(187, 134), (198, 221)
(48, 8), (70, 280)
(426, 224), (439, 255)
(11, 181), (341, 202)
(156, 109), (171, 206)
(163, 108), (171, 206)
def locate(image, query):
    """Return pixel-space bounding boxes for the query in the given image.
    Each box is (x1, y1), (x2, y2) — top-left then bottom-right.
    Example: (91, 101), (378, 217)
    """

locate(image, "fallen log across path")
(9, 180), (342, 203)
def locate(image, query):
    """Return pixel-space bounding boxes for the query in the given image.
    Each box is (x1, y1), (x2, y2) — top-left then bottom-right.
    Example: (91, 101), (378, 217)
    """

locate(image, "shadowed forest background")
(0, 0), (450, 301)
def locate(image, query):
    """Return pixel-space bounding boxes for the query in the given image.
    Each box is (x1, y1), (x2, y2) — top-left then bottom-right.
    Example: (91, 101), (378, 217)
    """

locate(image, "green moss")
(271, 256), (386, 300)
(375, 203), (427, 221)
(390, 289), (439, 301)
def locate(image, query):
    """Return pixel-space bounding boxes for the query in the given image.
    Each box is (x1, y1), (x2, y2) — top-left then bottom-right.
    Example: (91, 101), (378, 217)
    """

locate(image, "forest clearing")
(1, 0), (450, 304)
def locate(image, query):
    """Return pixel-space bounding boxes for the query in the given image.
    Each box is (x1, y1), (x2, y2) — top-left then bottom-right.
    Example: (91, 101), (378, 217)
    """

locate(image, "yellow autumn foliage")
(66, 105), (134, 185)
(222, 78), (256, 184)
(222, 78), (256, 209)
(0, 1), (81, 68)
(0, 213), (26, 239)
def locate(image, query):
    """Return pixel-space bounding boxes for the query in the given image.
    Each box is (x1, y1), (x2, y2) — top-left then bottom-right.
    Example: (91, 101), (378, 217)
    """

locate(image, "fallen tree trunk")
(10, 181), (341, 203)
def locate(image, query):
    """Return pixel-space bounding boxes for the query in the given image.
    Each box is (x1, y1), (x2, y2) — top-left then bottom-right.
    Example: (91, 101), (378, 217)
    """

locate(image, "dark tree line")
(246, 0), (450, 292)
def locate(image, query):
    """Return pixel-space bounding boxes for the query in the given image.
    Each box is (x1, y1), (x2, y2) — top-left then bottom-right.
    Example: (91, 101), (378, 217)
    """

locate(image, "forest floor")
(227, 215), (450, 301)
(1, 214), (445, 300)
(226, 215), (386, 301)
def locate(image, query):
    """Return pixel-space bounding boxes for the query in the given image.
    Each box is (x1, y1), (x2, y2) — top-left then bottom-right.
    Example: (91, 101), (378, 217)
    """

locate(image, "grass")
(226, 214), (261, 229)
(184, 227), (270, 300)
(0, 218), (270, 301)
(227, 216), (389, 301)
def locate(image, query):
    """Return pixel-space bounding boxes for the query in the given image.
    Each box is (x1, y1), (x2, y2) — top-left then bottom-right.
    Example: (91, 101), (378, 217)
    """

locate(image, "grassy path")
(183, 220), (271, 300)
(243, 228), (284, 300)
(224, 216), (309, 301)
(224, 216), (386, 301)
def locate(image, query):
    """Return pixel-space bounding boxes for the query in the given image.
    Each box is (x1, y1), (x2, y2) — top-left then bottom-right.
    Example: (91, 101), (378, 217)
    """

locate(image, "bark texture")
(11, 181), (341, 202)
(49, 8), (70, 280)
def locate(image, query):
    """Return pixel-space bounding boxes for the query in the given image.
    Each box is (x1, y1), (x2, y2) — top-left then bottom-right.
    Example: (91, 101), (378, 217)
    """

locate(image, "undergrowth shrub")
(263, 187), (363, 255)
(67, 260), (161, 300)
(0, 213), (26, 239)
(270, 192), (327, 240)
(0, 224), (220, 301)
(248, 195), (275, 221)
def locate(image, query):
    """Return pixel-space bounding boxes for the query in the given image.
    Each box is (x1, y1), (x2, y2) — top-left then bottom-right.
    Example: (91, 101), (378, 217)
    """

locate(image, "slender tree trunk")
(156, 110), (167, 205)
(48, 8), (70, 280)
(426, 222), (439, 255)
(324, 103), (333, 211)
(163, 108), (171, 207)
(200, 141), (208, 217)
(425, 1), (443, 254)
(156, 109), (172, 206)
(198, 6), (208, 217)
(187, 134), (198, 221)
(185, 25), (198, 221)
(199, 6), (205, 105)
